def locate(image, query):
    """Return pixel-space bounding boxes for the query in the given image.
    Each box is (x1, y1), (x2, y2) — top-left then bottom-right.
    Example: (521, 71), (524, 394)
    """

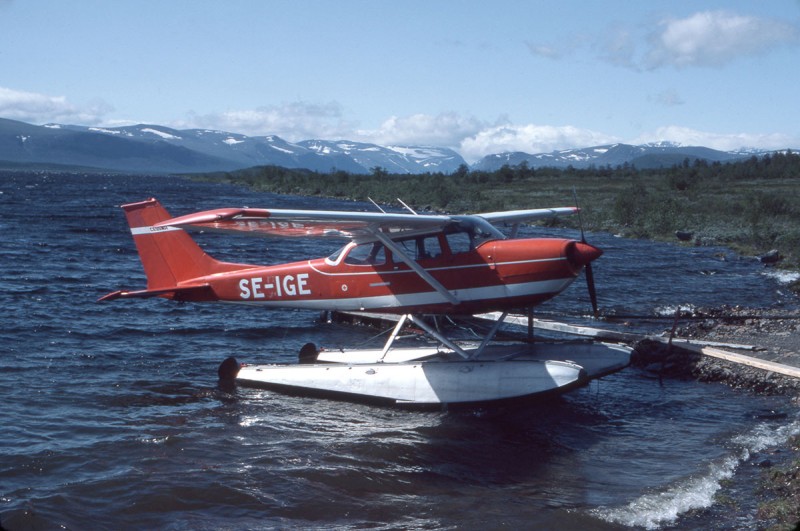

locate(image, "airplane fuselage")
(177, 237), (595, 314)
(100, 198), (601, 316)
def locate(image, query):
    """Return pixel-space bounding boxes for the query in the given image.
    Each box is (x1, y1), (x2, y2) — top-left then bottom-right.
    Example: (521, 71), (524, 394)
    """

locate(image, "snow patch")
(141, 128), (181, 140)
(270, 145), (294, 154)
(388, 146), (444, 160)
(89, 127), (121, 135)
(223, 137), (244, 145)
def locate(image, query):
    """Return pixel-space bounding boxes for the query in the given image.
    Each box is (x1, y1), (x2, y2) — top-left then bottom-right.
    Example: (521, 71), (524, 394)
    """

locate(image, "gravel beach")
(631, 306), (800, 529)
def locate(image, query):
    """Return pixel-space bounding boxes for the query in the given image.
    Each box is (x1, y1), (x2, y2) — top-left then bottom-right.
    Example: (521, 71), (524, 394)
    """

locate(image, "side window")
(446, 231), (472, 255)
(419, 235), (442, 260)
(344, 242), (386, 265)
(396, 236), (443, 261)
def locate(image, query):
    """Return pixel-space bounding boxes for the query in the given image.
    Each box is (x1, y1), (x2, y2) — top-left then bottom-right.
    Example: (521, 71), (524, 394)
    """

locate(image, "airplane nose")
(566, 241), (603, 268)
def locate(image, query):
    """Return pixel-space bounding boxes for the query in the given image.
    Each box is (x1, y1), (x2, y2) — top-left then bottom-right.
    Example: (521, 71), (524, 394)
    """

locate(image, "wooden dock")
(661, 342), (800, 379)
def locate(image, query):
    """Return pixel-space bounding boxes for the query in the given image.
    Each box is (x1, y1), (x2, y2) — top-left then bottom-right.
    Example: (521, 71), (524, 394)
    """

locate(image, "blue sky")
(1, 1), (799, 162)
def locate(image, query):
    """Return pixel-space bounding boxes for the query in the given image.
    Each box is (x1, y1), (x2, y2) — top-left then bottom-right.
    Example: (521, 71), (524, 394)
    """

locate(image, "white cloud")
(459, 123), (618, 163)
(0, 86), (112, 124)
(176, 101), (357, 141)
(356, 112), (485, 148)
(632, 125), (797, 151)
(645, 10), (799, 69)
(528, 10), (799, 70)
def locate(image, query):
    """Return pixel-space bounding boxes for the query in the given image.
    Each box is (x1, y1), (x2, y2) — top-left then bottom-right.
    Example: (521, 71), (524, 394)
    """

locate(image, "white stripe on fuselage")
(307, 256), (566, 278)
(224, 276), (577, 310)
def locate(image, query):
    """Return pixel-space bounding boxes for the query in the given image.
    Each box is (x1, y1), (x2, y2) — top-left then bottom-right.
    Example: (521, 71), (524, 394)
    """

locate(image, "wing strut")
(370, 230), (461, 306)
(406, 315), (470, 359)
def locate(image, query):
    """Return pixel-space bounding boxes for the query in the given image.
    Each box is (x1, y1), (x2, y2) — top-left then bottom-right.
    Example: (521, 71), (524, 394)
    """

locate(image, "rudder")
(122, 198), (228, 289)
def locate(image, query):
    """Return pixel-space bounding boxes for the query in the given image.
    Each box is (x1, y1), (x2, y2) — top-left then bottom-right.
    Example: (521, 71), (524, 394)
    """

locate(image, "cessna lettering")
(239, 274), (311, 299)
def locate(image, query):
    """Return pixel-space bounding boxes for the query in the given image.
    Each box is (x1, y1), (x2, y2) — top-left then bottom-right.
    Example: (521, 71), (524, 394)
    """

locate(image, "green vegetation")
(189, 152), (800, 274)
(757, 434), (800, 529)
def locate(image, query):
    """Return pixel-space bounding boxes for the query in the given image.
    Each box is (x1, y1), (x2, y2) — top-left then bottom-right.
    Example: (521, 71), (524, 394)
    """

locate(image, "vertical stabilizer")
(121, 198), (230, 289)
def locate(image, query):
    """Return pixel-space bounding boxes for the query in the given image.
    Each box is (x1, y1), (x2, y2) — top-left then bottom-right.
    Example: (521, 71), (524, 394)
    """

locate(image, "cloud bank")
(645, 10), (799, 69)
(0, 87), (111, 124)
(530, 10), (800, 70)
(175, 101), (357, 141)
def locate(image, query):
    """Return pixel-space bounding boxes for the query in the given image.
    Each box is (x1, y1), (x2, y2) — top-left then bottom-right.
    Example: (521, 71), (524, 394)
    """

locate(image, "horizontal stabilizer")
(98, 284), (216, 302)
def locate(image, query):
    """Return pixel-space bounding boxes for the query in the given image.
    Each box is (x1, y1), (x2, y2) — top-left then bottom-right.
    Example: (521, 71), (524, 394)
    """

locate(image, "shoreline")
(632, 306), (800, 395)
(631, 306), (800, 528)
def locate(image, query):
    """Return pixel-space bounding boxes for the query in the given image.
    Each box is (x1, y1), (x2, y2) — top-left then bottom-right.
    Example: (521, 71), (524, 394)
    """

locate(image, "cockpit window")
(343, 242), (386, 265)
(445, 216), (504, 254)
(396, 235), (443, 261)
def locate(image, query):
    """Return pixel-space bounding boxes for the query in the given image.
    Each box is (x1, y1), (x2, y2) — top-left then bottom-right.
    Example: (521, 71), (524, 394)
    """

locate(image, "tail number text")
(239, 274), (311, 299)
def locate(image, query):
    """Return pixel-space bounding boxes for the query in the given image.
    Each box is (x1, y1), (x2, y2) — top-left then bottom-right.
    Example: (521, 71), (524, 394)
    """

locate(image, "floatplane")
(100, 198), (630, 405)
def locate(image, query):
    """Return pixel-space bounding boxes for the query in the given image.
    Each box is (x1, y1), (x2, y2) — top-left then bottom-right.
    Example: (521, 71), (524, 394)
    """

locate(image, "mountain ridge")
(0, 117), (789, 174)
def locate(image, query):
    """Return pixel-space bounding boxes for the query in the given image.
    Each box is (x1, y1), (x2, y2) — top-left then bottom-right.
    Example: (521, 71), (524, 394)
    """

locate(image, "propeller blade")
(573, 187), (600, 318)
(585, 262), (599, 318)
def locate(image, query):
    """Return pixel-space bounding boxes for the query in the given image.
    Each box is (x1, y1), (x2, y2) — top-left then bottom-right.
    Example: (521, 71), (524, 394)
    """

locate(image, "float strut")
(379, 314), (409, 361)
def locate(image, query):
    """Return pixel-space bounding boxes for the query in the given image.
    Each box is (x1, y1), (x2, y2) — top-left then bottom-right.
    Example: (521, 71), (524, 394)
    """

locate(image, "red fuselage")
(175, 236), (600, 314)
(101, 198), (601, 315)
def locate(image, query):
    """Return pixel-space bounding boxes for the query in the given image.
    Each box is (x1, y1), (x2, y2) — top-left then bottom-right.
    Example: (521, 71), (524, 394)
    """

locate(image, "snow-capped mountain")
(471, 142), (769, 171)
(298, 140), (464, 174)
(0, 117), (784, 175)
(0, 118), (466, 174)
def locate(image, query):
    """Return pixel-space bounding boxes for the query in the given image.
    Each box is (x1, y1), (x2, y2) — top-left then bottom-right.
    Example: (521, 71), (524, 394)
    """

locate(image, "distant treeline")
(190, 151), (800, 273)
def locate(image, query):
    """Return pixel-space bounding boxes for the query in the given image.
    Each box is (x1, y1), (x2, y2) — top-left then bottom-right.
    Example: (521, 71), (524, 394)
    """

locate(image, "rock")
(759, 249), (782, 264)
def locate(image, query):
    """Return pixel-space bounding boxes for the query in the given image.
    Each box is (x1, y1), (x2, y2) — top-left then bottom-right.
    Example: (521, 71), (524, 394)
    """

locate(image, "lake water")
(1, 171), (799, 530)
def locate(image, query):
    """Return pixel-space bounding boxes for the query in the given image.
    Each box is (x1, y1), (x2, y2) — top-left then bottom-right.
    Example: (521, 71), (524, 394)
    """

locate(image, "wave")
(762, 268), (800, 285)
(590, 418), (800, 529)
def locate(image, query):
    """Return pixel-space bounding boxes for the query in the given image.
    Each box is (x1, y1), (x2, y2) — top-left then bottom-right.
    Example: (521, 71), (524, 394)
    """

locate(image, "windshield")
(326, 242), (353, 264)
(449, 216), (505, 246)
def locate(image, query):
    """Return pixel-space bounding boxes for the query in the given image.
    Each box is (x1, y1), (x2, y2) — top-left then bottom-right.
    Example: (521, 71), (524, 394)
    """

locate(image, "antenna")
(367, 197), (386, 213)
(396, 198), (418, 215)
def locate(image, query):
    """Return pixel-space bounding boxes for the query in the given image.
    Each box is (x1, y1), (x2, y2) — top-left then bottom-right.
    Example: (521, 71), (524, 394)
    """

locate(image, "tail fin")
(100, 198), (245, 302)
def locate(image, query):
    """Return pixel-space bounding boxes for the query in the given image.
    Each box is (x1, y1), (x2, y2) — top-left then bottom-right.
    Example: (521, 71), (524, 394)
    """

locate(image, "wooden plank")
(666, 338), (760, 351)
(673, 342), (800, 379)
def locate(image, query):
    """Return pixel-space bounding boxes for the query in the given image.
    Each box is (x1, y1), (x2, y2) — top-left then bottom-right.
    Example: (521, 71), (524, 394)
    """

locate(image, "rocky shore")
(632, 306), (800, 395)
(630, 306), (800, 529)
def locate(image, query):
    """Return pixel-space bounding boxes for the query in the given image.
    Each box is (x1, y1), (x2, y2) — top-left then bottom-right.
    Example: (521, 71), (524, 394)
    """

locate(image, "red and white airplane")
(100, 198), (601, 313)
(101, 198), (628, 405)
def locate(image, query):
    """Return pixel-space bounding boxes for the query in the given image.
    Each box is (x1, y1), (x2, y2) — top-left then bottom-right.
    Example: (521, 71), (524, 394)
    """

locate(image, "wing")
(477, 207), (578, 224)
(156, 207), (452, 240)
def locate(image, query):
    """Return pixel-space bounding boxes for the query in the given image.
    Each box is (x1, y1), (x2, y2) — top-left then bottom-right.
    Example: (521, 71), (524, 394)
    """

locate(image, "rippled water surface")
(1, 172), (799, 530)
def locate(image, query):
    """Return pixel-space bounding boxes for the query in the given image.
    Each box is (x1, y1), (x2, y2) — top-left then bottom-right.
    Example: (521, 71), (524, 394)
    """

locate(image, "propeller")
(573, 188), (600, 318)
